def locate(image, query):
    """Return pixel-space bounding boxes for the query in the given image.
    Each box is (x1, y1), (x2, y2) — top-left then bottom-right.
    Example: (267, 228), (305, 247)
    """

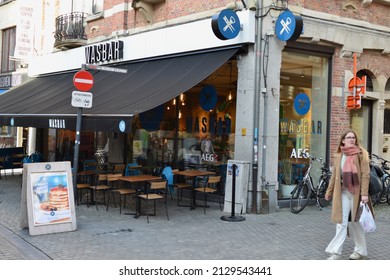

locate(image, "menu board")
(20, 161), (77, 236)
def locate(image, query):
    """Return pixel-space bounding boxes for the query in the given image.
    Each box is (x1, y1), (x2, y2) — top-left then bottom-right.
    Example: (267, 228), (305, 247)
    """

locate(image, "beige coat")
(325, 148), (372, 224)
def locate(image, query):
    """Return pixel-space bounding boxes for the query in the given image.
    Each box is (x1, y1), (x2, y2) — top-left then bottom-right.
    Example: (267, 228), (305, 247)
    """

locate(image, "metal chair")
(0, 156), (6, 180)
(89, 174), (110, 210)
(137, 179), (169, 223)
(172, 169), (192, 207)
(106, 174), (136, 214)
(195, 175), (222, 214)
(113, 163), (126, 175)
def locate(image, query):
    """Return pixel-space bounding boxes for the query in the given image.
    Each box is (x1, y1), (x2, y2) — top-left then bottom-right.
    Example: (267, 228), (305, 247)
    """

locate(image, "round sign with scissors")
(275, 10), (303, 42)
(211, 9), (240, 40)
(294, 92), (311, 116)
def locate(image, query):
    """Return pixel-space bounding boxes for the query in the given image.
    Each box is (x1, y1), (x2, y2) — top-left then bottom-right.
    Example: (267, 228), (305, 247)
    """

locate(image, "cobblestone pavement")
(1, 175), (390, 260)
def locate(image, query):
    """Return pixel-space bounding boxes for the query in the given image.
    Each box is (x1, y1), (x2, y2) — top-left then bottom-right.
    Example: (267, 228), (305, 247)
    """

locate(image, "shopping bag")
(359, 202), (376, 233)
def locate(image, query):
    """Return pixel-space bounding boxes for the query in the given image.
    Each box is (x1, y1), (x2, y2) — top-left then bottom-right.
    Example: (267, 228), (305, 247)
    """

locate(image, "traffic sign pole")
(72, 68), (92, 202)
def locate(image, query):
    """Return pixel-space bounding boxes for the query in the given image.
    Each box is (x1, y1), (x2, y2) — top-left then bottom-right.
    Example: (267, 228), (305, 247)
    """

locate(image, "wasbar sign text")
(85, 40), (124, 64)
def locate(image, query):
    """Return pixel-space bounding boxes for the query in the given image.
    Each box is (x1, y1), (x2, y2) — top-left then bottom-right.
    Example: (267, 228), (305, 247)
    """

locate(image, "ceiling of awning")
(0, 46), (241, 130)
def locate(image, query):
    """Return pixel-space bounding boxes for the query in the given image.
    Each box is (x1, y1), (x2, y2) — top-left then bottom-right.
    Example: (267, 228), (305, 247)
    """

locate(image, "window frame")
(1, 26), (17, 73)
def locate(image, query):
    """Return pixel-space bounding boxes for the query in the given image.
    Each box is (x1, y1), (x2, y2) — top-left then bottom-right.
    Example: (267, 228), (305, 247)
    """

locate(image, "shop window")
(128, 60), (237, 171)
(1, 27), (16, 73)
(0, 126), (17, 148)
(279, 51), (329, 191)
(384, 109), (390, 134)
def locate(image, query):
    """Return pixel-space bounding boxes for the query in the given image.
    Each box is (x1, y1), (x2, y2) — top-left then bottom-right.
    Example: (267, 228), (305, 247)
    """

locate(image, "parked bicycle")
(290, 152), (332, 214)
(371, 154), (390, 206)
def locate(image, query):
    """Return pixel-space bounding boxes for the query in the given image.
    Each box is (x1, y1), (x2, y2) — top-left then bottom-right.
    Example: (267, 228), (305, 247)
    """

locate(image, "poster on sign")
(20, 161), (77, 236)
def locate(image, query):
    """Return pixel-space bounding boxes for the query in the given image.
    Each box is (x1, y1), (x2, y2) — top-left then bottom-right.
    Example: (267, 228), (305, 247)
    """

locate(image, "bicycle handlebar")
(301, 151), (326, 166)
(372, 154), (390, 169)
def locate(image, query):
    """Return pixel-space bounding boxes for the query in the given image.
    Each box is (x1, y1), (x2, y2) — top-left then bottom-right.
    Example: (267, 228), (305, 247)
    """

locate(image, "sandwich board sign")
(20, 161), (77, 236)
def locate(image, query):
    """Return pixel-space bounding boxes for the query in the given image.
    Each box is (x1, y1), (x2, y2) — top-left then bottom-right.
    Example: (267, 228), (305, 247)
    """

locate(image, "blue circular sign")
(294, 93), (310, 115)
(211, 9), (240, 40)
(10, 118), (14, 126)
(275, 10), (303, 42)
(199, 85), (218, 111)
(118, 120), (126, 132)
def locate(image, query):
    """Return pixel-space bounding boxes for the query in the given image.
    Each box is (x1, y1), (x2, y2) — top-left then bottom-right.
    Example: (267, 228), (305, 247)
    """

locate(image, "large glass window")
(278, 51), (329, 196)
(0, 126), (17, 148)
(1, 27), (16, 73)
(126, 60), (237, 193)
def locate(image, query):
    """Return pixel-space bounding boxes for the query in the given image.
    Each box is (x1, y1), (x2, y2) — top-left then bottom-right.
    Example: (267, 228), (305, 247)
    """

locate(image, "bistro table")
(119, 175), (162, 217)
(173, 169), (216, 210)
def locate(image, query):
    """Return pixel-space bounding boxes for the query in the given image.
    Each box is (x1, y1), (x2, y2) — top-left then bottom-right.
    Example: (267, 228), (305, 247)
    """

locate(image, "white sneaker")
(327, 254), (341, 260)
(349, 251), (364, 260)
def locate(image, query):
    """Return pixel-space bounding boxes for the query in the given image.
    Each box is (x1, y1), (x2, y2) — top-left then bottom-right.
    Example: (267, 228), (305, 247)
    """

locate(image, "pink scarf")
(341, 146), (360, 193)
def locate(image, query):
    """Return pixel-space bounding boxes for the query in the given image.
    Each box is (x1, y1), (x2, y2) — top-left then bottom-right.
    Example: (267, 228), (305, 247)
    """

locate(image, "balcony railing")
(54, 12), (87, 49)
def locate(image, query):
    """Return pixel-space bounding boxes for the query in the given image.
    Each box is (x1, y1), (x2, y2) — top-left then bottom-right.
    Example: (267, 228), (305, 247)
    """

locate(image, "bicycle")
(290, 152), (332, 214)
(371, 154), (390, 206)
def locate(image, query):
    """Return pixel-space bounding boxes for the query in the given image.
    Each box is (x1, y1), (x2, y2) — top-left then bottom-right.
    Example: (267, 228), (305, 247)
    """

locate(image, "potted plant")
(279, 145), (294, 198)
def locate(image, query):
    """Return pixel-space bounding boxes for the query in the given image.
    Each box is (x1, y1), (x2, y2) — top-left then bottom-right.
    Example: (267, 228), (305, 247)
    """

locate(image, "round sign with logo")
(118, 120), (126, 133)
(211, 9), (240, 40)
(199, 85), (218, 111)
(275, 10), (303, 42)
(294, 92), (310, 116)
(73, 70), (94, 92)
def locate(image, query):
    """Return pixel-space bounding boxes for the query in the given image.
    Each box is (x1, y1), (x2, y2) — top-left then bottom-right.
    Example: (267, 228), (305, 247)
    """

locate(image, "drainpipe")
(251, 0), (263, 213)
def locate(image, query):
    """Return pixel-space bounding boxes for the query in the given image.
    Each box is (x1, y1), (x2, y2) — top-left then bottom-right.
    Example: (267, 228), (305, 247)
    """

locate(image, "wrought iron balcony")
(54, 12), (87, 49)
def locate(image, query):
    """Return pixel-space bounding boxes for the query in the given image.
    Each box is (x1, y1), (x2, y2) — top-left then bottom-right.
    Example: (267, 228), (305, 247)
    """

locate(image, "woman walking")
(325, 129), (373, 260)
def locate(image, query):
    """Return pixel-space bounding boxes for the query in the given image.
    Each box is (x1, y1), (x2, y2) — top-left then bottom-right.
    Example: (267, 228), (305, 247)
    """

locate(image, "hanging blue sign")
(199, 85), (218, 111)
(211, 9), (240, 40)
(275, 10), (303, 42)
(118, 120), (126, 132)
(294, 93), (310, 115)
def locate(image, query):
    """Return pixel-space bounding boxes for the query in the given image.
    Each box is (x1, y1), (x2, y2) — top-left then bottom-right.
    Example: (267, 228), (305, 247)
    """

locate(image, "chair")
(76, 183), (90, 206)
(172, 169), (192, 207)
(137, 180), (169, 223)
(113, 163), (126, 175)
(106, 174), (136, 214)
(0, 156), (6, 180)
(11, 153), (25, 175)
(125, 163), (141, 176)
(161, 166), (174, 199)
(83, 159), (97, 171)
(89, 174), (110, 210)
(195, 175), (222, 214)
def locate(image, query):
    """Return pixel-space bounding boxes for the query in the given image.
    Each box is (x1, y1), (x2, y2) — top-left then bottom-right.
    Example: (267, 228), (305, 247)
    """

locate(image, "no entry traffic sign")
(73, 70), (94, 91)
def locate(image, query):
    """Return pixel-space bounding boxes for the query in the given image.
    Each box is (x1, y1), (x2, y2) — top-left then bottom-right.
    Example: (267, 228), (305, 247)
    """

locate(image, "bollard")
(221, 164), (245, 222)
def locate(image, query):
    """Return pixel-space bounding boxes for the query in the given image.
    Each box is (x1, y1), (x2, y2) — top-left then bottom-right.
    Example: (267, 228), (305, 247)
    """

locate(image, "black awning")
(0, 46), (240, 131)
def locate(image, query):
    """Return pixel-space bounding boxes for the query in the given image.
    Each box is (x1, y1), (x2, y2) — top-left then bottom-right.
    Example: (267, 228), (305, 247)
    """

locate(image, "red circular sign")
(73, 70), (94, 91)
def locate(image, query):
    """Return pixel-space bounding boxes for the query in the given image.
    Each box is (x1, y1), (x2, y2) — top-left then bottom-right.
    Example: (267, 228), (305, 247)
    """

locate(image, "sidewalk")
(1, 174), (390, 260)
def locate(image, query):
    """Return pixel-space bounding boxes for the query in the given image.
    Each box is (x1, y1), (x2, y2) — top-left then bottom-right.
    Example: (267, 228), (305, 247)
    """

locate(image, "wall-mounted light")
(178, 110), (182, 119)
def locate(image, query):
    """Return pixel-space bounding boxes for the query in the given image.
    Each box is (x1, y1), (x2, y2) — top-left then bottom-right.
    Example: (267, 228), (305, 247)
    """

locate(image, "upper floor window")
(1, 27), (16, 73)
(92, 0), (103, 14)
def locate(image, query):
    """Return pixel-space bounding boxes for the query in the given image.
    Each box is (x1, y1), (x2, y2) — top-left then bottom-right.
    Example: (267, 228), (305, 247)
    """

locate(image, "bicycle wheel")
(371, 191), (382, 206)
(316, 179), (329, 208)
(383, 177), (390, 205)
(290, 181), (311, 214)
(379, 177), (390, 204)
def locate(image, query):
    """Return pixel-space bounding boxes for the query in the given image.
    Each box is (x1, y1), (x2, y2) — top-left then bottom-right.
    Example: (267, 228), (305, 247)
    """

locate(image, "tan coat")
(325, 148), (372, 224)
